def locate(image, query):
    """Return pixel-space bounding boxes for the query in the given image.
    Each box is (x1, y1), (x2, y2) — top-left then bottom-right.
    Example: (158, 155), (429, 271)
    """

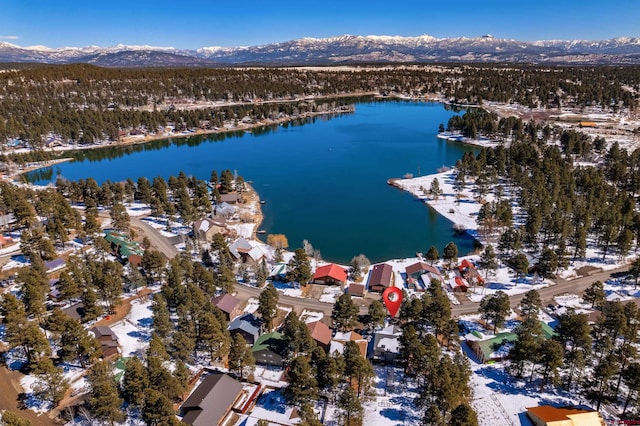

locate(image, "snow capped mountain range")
(1, 34), (640, 67)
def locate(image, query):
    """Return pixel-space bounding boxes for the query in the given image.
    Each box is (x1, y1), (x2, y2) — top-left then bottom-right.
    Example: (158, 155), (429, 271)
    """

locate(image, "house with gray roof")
(228, 313), (261, 345)
(213, 202), (236, 218)
(371, 325), (403, 364)
(180, 372), (244, 426)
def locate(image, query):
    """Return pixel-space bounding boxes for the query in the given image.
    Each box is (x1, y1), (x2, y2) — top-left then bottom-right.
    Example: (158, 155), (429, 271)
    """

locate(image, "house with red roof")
(311, 263), (348, 285)
(459, 259), (484, 287)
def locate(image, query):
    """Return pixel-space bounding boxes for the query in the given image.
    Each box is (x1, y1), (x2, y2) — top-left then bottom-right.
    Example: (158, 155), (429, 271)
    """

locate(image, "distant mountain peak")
(1, 34), (640, 67)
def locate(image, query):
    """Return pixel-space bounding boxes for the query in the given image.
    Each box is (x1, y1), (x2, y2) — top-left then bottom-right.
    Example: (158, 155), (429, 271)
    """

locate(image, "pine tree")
(87, 360), (125, 425)
(283, 356), (318, 406)
(331, 293), (358, 331)
(425, 246), (439, 265)
(257, 283), (279, 332)
(583, 280), (605, 308)
(479, 291), (510, 333)
(32, 357), (69, 407)
(449, 404), (478, 426)
(142, 389), (180, 426)
(228, 334), (255, 379)
(286, 248), (312, 284)
(122, 357), (149, 407)
(338, 386), (363, 426)
(365, 300), (386, 331)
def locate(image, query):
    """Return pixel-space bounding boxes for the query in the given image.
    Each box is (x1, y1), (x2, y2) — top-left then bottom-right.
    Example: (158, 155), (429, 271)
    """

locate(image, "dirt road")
(0, 366), (59, 425)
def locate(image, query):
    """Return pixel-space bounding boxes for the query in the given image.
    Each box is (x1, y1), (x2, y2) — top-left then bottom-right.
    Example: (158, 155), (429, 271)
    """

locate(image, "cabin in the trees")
(104, 229), (145, 266)
(62, 302), (85, 322)
(180, 372), (244, 426)
(90, 326), (120, 360)
(526, 405), (603, 426)
(211, 293), (241, 321)
(193, 217), (228, 243)
(311, 263), (348, 286)
(228, 313), (261, 345)
(306, 321), (332, 351)
(252, 331), (286, 367)
(367, 263), (395, 292)
(370, 324), (403, 364)
(466, 332), (517, 364)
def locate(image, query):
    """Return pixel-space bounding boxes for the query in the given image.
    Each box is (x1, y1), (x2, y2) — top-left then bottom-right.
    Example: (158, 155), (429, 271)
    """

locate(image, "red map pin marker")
(382, 286), (403, 318)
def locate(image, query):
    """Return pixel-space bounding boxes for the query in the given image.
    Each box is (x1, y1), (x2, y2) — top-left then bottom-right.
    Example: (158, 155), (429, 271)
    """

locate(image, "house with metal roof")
(181, 372), (244, 426)
(212, 293), (241, 321)
(252, 331), (286, 367)
(311, 263), (348, 285)
(229, 313), (261, 345)
(104, 229), (145, 266)
(367, 263), (395, 293)
(306, 321), (332, 351)
(526, 405), (603, 426)
(90, 326), (120, 360)
(213, 202), (236, 218)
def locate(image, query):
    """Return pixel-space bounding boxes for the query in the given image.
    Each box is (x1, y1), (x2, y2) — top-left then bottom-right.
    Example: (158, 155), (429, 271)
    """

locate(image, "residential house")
(459, 259), (484, 287)
(62, 302), (85, 322)
(213, 202), (236, 219)
(181, 373), (244, 426)
(90, 326), (120, 360)
(330, 331), (368, 358)
(306, 321), (332, 351)
(193, 217), (228, 243)
(526, 406), (603, 426)
(220, 193), (242, 204)
(228, 313), (261, 345)
(449, 276), (469, 293)
(311, 263), (348, 286)
(466, 322), (555, 363)
(368, 263), (394, 293)
(405, 262), (442, 282)
(370, 325), (402, 364)
(466, 332), (517, 364)
(211, 293), (242, 321)
(252, 331), (286, 367)
(229, 238), (266, 266)
(104, 229), (145, 266)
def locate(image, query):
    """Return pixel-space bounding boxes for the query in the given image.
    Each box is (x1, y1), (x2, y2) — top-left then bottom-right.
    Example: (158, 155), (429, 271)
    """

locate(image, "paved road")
(130, 217), (179, 259)
(233, 284), (370, 318)
(450, 265), (630, 316)
(136, 220), (631, 318)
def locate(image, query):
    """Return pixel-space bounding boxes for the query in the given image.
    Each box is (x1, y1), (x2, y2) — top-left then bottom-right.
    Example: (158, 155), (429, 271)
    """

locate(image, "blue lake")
(30, 101), (479, 264)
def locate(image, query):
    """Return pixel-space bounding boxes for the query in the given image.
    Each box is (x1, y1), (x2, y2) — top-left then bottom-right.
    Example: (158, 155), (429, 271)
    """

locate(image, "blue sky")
(1, 0), (639, 49)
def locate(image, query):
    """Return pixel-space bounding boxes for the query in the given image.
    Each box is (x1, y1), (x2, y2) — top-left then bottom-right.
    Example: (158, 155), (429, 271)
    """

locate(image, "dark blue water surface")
(30, 101), (479, 263)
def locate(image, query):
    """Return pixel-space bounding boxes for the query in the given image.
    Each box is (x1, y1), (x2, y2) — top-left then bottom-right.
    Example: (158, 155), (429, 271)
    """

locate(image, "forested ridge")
(0, 64), (638, 147)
